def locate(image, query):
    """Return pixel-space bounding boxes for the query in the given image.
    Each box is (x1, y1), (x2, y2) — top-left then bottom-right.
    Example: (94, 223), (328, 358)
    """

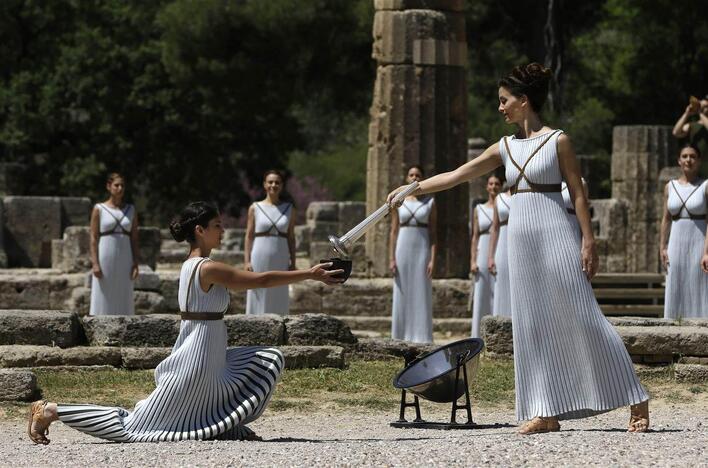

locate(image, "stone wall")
(366, 0), (469, 278)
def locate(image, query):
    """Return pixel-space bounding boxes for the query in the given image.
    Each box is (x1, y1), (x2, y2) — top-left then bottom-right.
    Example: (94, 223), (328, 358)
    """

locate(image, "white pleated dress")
(664, 179), (708, 319)
(471, 204), (495, 338)
(500, 130), (648, 421)
(90, 204), (135, 316)
(58, 257), (284, 442)
(246, 203), (292, 316)
(561, 181), (582, 239)
(492, 193), (512, 317)
(392, 196), (434, 343)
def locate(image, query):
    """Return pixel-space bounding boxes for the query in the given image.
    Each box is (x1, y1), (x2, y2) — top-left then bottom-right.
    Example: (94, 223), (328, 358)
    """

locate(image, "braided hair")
(498, 63), (553, 113)
(169, 202), (219, 243)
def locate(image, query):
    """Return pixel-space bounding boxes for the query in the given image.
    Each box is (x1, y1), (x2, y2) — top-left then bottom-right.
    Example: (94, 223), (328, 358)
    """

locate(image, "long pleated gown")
(90, 204), (135, 316)
(664, 179), (708, 319)
(246, 203), (292, 315)
(471, 203), (495, 338)
(493, 193), (512, 317)
(499, 130), (648, 421)
(392, 196), (434, 343)
(57, 257), (284, 441)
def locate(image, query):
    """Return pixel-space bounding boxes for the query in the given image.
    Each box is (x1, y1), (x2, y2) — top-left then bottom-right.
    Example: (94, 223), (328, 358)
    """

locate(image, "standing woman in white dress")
(470, 175), (501, 337)
(561, 178), (589, 239)
(89, 172), (140, 316)
(245, 170), (296, 315)
(488, 184), (512, 317)
(28, 201), (343, 445)
(388, 63), (649, 434)
(660, 144), (708, 319)
(389, 165), (437, 343)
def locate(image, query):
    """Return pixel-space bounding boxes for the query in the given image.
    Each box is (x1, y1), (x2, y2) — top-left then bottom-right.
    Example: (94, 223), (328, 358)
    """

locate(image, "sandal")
(518, 416), (560, 435)
(28, 400), (52, 445)
(628, 401), (650, 433)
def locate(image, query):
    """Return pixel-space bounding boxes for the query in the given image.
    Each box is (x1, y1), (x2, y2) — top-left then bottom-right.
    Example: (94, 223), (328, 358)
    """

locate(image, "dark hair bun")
(499, 62), (553, 112)
(169, 219), (187, 243)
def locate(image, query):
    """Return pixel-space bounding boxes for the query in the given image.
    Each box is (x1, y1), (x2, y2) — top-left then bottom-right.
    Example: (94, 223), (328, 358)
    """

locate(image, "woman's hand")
(386, 186), (406, 208)
(581, 240), (599, 280)
(660, 248), (669, 270)
(470, 262), (479, 276)
(244, 262), (253, 272)
(426, 260), (434, 279)
(131, 263), (139, 281)
(488, 259), (497, 276)
(701, 253), (708, 274)
(389, 259), (397, 276)
(309, 262), (345, 285)
(92, 264), (103, 279)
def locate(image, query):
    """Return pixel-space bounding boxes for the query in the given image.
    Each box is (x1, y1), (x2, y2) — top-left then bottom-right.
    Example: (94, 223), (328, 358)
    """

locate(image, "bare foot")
(628, 400), (650, 433)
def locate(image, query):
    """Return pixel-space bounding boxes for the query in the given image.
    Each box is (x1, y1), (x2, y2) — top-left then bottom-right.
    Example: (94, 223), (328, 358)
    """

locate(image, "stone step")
(594, 288), (664, 300)
(591, 273), (664, 285)
(600, 305), (663, 317)
(481, 316), (708, 358)
(336, 315), (470, 334)
(0, 345), (345, 370)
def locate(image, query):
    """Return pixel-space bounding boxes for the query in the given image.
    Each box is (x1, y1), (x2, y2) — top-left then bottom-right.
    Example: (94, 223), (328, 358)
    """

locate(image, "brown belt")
(180, 312), (225, 321)
(499, 220), (508, 226)
(254, 232), (288, 238)
(512, 183), (562, 195)
(400, 223), (428, 228)
(672, 214), (705, 221)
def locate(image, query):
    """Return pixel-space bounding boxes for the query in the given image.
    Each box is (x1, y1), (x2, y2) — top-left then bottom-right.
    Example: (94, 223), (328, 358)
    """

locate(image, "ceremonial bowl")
(392, 338), (484, 403)
(319, 257), (353, 282)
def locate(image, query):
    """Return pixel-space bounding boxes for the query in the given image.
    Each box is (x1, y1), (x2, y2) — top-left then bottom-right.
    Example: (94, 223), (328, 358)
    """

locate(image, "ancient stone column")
(611, 126), (677, 273)
(366, 0), (468, 278)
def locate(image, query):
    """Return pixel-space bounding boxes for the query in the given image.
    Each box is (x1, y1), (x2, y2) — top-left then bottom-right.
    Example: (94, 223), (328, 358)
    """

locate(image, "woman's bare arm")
(201, 261), (342, 292)
(389, 207), (400, 275)
(659, 184), (671, 270)
(470, 208), (480, 274)
(244, 205), (255, 271)
(488, 202), (500, 275)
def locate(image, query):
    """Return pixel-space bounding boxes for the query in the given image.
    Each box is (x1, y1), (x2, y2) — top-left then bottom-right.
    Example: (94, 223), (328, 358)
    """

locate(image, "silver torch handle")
(329, 181), (420, 257)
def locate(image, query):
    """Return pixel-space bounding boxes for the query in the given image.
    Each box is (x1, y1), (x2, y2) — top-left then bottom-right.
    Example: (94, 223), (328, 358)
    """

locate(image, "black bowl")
(319, 257), (353, 282)
(392, 338), (484, 403)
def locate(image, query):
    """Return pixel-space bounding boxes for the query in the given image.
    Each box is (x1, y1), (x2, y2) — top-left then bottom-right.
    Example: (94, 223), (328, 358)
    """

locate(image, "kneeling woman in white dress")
(89, 172), (140, 316)
(28, 202), (342, 445)
(470, 174), (501, 337)
(245, 170), (297, 315)
(660, 144), (708, 319)
(389, 165), (437, 343)
(388, 63), (649, 434)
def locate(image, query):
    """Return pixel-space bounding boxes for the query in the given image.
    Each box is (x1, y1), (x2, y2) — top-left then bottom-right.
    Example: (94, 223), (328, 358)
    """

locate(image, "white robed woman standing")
(28, 202), (343, 445)
(89, 172), (140, 316)
(245, 170), (297, 315)
(660, 144), (708, 319)
(388, 63), (649, 434)
(470, 175), (501, 337)
(488, 185), (512, 317)
(389, 165), (437, 343)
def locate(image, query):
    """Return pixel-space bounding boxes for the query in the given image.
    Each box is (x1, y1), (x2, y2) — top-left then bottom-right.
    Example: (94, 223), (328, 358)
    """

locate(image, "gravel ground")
(5, 402), (706, 467)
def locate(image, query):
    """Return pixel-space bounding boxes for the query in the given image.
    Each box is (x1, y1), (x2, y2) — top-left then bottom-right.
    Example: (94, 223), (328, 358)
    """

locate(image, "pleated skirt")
(57, 320), (283, 441)
(493, 225), (511, 317)
(664, 219), (708, 319)
(392, 227), (433, 343)
(247, 237), (290, 315)
(471, 233), (495, 338)
(90, 234), (134, 316)
(508, 192), (648, 421)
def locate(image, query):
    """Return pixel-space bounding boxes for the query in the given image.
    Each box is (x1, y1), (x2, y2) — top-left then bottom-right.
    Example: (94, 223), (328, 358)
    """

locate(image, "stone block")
(228, 289), (247, 314)
(306, 202), (339, 223)
(294, 225), (311, 253)
(121, 347), (171, 369)
(83, 314), (180, 347)
(619, 326), (708, 357)
(321, 279), (392, 316)
(138, 227), (161, 270)
(61, 347), (122, 366)
(678, 356), (708, 365)
(159, 271), (180, 311)
(134, 291), (166, 314)
(221, 228), (245, 252)
(65, 286), (91, 316)
(281, 345), (345, 369)
(0, 276), (51, 309)
(58, 226), (92, 273)
(3, 196), (62, 267)
(337, 202), (366, 233)
(59, 197), (91, 228)
(210, 249), (244, 266)
(0, 345), (63, 367)
(674, 364), (708, 383)
(51, 239), (64, 270)
(289, 282), (323, 315)
(481, 316), (513, 356)
(284, 314), (357, 346)
(0, 369), (37, 401)
(308, 222), (340, 243)
(224, 314), (286, 346)
(350, 338), (436, 361)
(0, 310), (82, 347)
(134, 265), (161, 291)
(375, 0), (465, 10)
(432, 279), (470, 318)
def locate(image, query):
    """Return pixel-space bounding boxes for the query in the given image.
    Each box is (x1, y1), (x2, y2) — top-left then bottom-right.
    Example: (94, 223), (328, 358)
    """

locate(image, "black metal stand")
(390, 353), (477, 430)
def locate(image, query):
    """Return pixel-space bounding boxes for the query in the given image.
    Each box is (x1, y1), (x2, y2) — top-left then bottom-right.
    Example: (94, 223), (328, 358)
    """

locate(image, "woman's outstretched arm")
(201, 261), (343, 292)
